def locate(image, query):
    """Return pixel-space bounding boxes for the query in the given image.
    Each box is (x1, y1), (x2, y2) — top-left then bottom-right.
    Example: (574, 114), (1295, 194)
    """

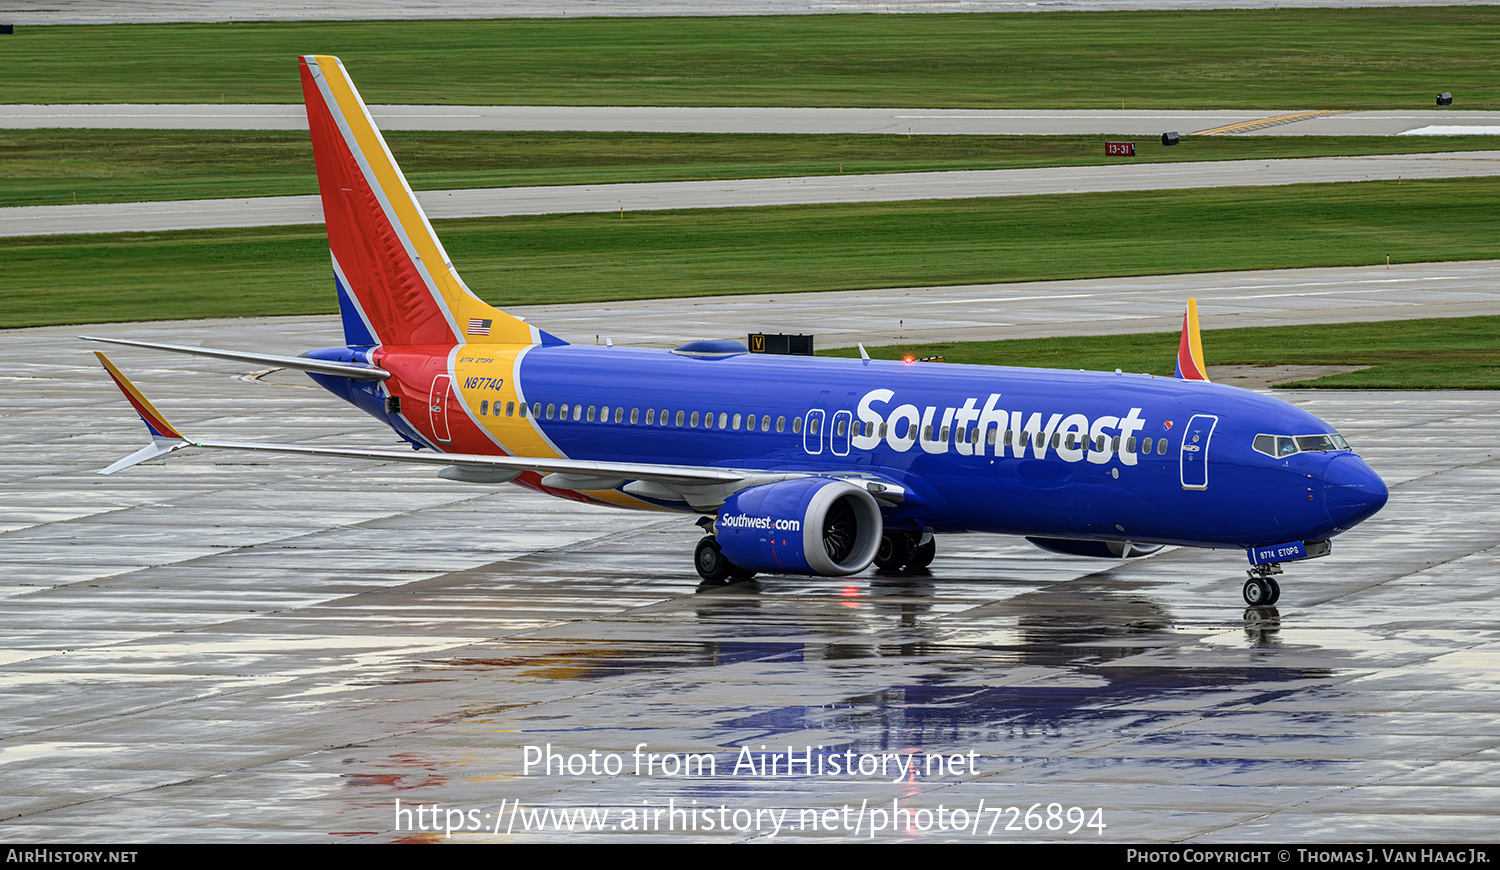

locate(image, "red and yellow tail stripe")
(300, 55), (540, 348)
(1174, 298), (1211, 382)
(95, 352), (184, 442)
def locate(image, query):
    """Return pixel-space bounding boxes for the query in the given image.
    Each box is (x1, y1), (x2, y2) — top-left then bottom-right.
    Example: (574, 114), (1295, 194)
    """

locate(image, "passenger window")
(777, 416), (786, 433)
(986, 429), (996, 446)
(1157, 438), (1168, 455)
(1051, 432), (1061, 449)
(793, 417), (802, 434)
(646, 408), (655, 425)
(762, 416), (771, 432)
(572, 405), (582, 421)
(507, 401), (515, 417)
(690, 411), (700, 428)
(746, 414), (756, 430)
(810, 418), (820, 436)
(586, 405), (596, 422)
(674, 410), (684, 427)
(1141, 436), (1151, 454)
(546, 403), (555, 420)
(480, 400), (488, 415)
(530, 402), (539, 418)
(629, 408), (638, 424)
(1111, 436), (1120, 451)
(1095, 435), (1106, 451)
(733, 413), (742, 430)
(1126, 436), (1136, 453)
(924, 425), (933, 441)
(718, 412), (728, 430)
(836, 418), (846, 436)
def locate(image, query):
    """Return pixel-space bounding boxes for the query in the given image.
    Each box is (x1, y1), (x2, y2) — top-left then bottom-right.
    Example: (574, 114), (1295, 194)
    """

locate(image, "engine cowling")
(716, 478), (883, 576)
(1026, 537), (1164, 559)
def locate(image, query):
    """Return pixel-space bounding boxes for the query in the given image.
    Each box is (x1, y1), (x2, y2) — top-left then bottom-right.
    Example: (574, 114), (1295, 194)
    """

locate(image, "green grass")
(7, 129), (1500, 208)
(3, 9), (1499, 108)
(823, 317), (1500, 390)
(3, 176), (1497, 330)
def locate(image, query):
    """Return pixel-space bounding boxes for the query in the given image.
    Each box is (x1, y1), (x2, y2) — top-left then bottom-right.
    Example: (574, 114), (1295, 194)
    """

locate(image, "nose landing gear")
(1244, 563), (1283, 606)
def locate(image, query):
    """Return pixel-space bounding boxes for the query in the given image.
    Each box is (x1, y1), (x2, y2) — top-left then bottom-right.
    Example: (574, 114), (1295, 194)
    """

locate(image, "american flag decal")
(467, 318), (492, 336)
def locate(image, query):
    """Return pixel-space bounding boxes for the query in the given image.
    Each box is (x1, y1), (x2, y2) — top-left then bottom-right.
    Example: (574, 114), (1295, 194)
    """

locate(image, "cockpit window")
(1296, 434), (1349, 452)
(1254, 432), (1350, 458)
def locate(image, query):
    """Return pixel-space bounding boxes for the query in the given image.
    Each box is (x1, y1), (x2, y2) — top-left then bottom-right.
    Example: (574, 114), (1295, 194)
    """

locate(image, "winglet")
(1174, 298), (1211, 382)
(94, 352), (190, 474)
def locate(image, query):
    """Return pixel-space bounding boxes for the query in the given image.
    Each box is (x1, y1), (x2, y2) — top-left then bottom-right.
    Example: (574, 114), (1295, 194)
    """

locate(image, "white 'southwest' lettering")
(849, 389), (1147, 465)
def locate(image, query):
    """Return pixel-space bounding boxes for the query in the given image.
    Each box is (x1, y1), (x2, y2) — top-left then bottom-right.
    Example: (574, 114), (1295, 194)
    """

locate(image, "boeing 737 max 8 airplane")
(87, 56), (1389, 607)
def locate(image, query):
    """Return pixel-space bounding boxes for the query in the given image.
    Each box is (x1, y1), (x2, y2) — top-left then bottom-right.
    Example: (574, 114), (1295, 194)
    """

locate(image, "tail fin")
(299, 55), (563, 348)
(1174, 297), (1210, 382)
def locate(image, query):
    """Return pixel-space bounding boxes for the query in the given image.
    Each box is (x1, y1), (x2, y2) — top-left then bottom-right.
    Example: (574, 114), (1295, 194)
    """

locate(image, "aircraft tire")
(1242, 577), (1272, 606)
(905, 537), (936, 570)
(1264, 577), (1281, 605)
(874, 532), (911, 570)
(695, 537), (734, 584)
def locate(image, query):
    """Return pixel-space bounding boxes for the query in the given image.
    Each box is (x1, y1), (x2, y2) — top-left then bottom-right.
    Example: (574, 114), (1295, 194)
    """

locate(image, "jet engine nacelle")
(1026, 537), (1164, 559)
(716, 478), (883, 576)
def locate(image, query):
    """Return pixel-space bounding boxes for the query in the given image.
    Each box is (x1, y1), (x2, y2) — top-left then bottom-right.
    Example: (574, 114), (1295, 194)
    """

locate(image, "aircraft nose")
(1324, 453), (1389, 531)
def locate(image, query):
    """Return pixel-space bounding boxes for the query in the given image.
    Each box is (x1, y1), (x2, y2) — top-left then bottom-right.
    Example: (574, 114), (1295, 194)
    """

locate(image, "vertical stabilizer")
(1174, 298), (1210, 382)
(299, 55), (561, 348)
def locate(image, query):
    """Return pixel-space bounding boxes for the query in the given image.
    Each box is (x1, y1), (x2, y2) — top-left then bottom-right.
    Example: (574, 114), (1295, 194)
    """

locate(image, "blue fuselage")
(313, 343), (1388, 553)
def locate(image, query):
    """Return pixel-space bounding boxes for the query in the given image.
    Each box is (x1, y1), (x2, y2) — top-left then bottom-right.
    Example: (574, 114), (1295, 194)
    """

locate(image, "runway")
(7, 105), (1500, 136)
(2, 272), (1497, 842)
(7, 151), (1499, 237)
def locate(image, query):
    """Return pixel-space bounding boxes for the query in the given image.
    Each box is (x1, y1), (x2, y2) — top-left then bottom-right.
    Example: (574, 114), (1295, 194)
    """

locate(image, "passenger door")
(1179, 414), (1217, 490)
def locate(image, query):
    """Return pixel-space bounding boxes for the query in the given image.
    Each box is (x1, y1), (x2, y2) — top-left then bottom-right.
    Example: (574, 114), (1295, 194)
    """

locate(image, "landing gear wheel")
(1242, 576), (1273, 606)
(874, 532), (911, 570)
(695, 537), (733, 584)
(905, 537), (936, 570)
(1264, 577), (1281, 605)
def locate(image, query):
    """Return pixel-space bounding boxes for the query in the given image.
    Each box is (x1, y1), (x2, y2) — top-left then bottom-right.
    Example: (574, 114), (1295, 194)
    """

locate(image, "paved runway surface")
(7, 151), (1499, 237)
(4, 0), (1472, 24)
(8, 105), (1500, 136)
(2, 271), (1497, 842)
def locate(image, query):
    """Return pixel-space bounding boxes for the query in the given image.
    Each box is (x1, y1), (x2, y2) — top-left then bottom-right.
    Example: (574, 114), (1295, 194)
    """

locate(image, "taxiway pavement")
(7, 105), (1499, 136)
(2, 270), (1497, 842)
(7, 151), (1499, 237)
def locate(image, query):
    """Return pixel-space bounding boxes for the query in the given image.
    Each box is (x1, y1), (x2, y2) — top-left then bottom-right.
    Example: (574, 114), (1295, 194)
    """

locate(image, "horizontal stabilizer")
(81, 335), (389, 380)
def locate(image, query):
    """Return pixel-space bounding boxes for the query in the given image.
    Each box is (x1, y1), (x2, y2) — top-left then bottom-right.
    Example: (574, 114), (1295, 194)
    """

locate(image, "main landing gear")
(873, 530), (935, 573)
(694, 536), (755, 585)
(1243, 563), (1283, 606)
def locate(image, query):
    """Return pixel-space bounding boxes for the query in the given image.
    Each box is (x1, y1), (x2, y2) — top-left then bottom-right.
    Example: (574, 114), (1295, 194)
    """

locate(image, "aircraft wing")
(92, 352), (905, 512)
